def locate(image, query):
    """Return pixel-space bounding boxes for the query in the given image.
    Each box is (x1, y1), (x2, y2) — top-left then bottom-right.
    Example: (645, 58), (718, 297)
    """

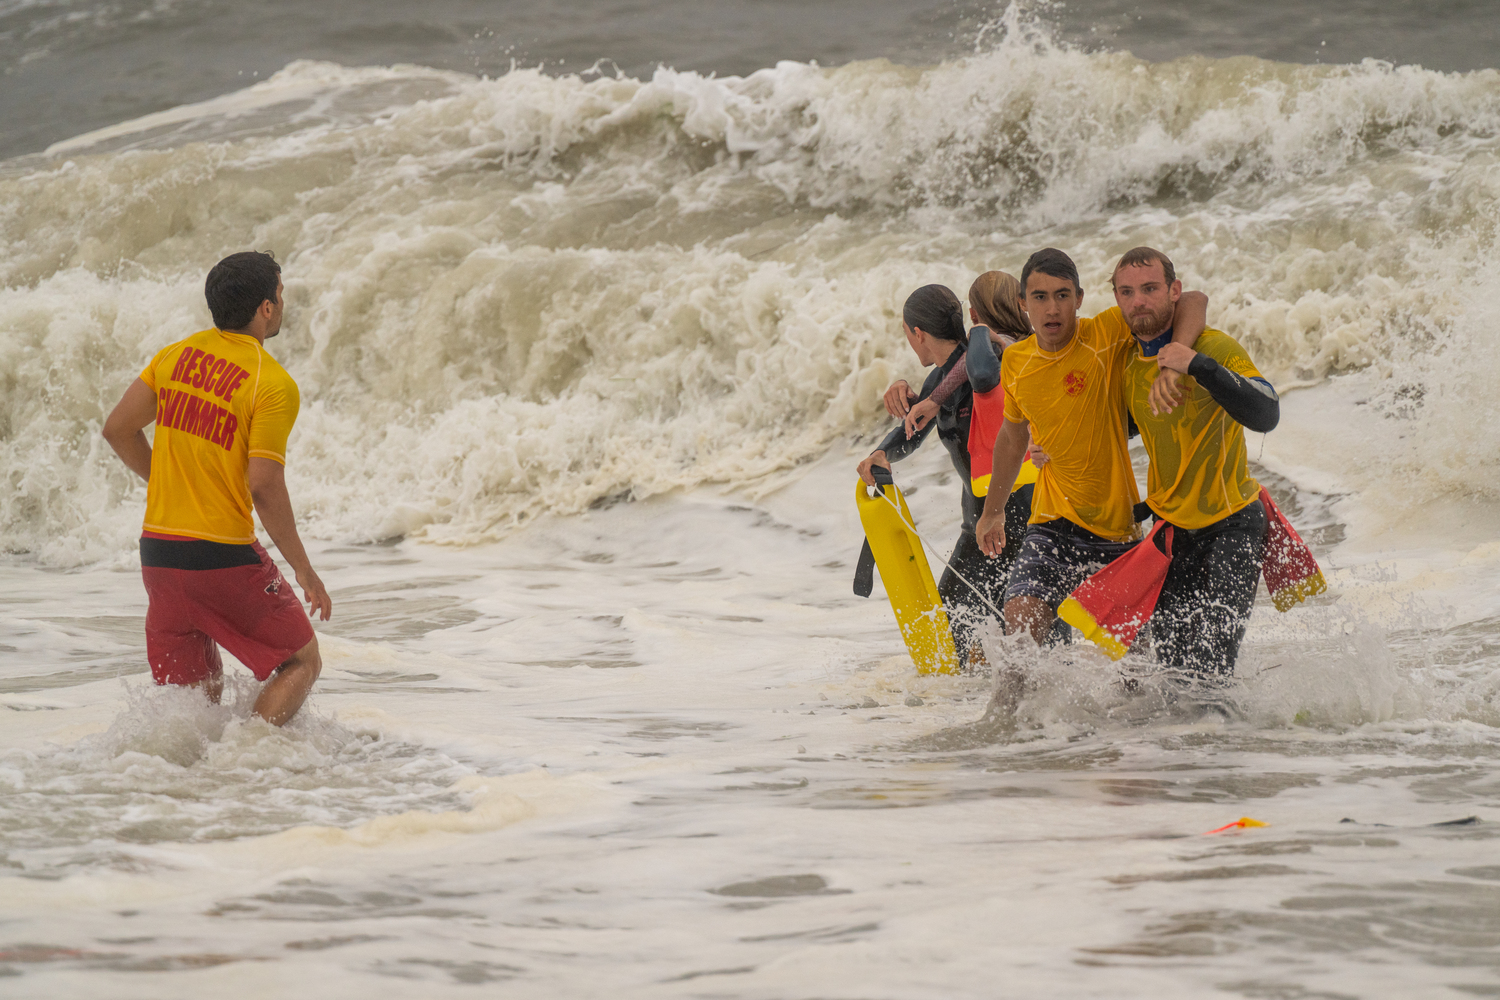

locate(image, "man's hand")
(857, 450), (891, 486)
(882, 380), (918, 419)
(1156, 343), (1198, 375)
(1026, 442), (1050, 468)
(295, 567), (333, 622)
(248, 457), (333, 624)
(1148, 368), (1185, 415)
(976, 505), (1007, 557)
(904, 398), (938, 438)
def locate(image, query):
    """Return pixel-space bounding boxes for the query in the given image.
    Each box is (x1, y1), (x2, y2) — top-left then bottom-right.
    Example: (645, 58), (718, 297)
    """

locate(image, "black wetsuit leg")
(937, 484), (1033, 658)
(1150, 500), (1268, 679)
(938, 531), (1005, 659)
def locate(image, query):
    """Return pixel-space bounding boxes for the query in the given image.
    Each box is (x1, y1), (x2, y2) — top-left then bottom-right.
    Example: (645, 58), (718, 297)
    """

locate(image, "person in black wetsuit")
(902, 271), (1039, 591)
(856, 284), (997, 666)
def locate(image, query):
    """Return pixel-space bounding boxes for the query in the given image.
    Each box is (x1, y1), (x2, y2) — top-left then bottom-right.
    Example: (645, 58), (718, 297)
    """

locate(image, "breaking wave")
(3, 6), (1500, 564)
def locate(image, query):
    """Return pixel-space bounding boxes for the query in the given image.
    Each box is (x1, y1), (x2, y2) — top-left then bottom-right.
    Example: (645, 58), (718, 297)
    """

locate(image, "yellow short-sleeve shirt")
(1123, 328), (1263, 530)
(138, 329), (300, 543)
(1001, 307), (1141, 541)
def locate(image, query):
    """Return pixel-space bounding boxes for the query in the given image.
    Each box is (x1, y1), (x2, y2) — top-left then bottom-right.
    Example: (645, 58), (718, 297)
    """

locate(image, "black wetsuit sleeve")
(877, 412), (936, 460)
(965, 326), (1001, 394)
(1188, 353), (1280, 432)
(876, 366), (944, 460)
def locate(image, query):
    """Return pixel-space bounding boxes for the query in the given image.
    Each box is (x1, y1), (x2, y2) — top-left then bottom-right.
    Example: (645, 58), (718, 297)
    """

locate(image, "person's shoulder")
(255, 345), (296, 382)
(1197, 328), (1256, 363)
(1196, 328), (1265, 380)
(1000, 336), (1039, 377)
(1076, 307), (1131, 350)
(249, 346), (300, 403)
(1003, 335), (1041, 361)
(1200, 329), (1260, 365)
(144, 329), (211, 371)
(1078, 305), (1125, 324)
(161, 328), (217, 355)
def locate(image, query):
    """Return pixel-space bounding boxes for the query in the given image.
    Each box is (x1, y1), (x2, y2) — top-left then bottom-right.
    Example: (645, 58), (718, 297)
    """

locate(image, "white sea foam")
(3, 438), (1499, 997)
(7, 8), (1500, 997)
(1, 11), (1499, 572)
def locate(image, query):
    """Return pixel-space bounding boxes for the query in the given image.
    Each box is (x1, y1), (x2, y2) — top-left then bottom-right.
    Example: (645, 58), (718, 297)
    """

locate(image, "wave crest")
(4, 12), (1500, 561)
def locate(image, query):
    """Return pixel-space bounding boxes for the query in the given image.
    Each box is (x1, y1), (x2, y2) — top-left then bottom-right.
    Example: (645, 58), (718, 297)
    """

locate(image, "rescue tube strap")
(853, 538), (876, 597)
(871, 485), (1006, 621)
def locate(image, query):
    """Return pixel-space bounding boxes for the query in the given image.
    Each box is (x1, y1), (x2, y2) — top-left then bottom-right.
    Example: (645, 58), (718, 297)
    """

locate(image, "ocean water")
(4, 2), (1500, 996)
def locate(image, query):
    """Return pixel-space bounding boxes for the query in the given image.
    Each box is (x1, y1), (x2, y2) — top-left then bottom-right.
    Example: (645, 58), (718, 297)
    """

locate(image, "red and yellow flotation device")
(1059, 487), (1327, 660)
(969, 385), (1038, 498)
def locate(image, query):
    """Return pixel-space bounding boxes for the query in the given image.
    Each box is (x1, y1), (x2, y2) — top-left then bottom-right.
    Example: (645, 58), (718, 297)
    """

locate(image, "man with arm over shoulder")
(1112, 246), (1279, 679)
(102, 251), (331, 725)
(974, 248), (1207, 646)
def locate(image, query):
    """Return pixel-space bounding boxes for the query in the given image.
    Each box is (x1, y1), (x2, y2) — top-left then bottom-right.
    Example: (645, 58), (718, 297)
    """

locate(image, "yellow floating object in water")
(1204, 816), (1269, 834)
(853, 476), (960, 675)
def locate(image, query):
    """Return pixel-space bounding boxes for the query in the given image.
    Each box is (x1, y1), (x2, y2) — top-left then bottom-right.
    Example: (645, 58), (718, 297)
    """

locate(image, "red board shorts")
(140, 536), (314, 686)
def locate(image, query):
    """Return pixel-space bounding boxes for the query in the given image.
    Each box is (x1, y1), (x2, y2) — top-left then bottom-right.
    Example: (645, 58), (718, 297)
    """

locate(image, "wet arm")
(975, 418), (1031, 557)
(905, 330), (1001, 437)
(101, 378), (157, 482)
(925, 353), (972, 406)
(1151, 291), (1209, 414)
(1172, 291), (1207, 346)
(1187, 356), (1281, 432)
(877, 411), (936, 461)
(248, 458), (332, 621)
(876, 364), (946, 460)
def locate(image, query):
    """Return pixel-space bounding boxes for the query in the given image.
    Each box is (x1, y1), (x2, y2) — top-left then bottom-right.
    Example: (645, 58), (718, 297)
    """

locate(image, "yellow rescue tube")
(853, 477), (960, 675)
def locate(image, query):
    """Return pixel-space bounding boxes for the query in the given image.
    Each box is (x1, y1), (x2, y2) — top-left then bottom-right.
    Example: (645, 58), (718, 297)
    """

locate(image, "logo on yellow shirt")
(1063, 370), (1087, 396)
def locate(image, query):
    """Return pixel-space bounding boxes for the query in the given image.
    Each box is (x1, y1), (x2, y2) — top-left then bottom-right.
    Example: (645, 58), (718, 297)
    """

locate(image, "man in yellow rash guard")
(1113, 246), (1279, 679)
(974, 248), (1206, 645)
(103, 252), (331, 726)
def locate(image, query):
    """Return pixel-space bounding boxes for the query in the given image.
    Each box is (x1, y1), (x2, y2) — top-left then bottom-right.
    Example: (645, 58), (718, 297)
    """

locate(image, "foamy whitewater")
(4, 7), (1500, 996)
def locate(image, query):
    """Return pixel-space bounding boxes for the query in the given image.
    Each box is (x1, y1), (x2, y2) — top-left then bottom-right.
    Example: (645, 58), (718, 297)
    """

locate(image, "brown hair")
(1112, 246), (1176, 287)
(967, 271), (1030, 339)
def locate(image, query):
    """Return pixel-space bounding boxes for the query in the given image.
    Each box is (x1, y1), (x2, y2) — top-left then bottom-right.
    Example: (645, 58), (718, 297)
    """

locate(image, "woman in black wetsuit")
(855, 283), (998, 667)
(904, 271), (1038, 571)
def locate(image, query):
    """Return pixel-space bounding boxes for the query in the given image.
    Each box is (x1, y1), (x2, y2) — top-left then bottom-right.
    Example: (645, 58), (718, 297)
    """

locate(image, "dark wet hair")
(206, 251), (281, 331)
(1112, 246), (1176, 287)
(1020, 247), (1081, 295)
(902, 284), (965, 342)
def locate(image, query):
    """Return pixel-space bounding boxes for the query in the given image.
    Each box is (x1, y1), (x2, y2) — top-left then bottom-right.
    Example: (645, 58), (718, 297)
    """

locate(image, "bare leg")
(1004, 595), (1054, 646)
(984, 595), (1053, 726)
(963, 641), (989, 675)
(252, 637), (321, 726)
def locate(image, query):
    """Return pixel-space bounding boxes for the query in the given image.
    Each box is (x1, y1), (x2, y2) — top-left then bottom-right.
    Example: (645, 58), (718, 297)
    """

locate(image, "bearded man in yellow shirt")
(974, 248), (1205, 645)
(103, 252), (331, 726)
(1112, 246), (1279, 679)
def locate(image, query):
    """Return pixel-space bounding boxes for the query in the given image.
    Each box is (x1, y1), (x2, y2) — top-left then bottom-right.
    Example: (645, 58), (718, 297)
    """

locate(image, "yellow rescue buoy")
(853, 475), (959, 675)
(1204, 817), (1269, 834)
